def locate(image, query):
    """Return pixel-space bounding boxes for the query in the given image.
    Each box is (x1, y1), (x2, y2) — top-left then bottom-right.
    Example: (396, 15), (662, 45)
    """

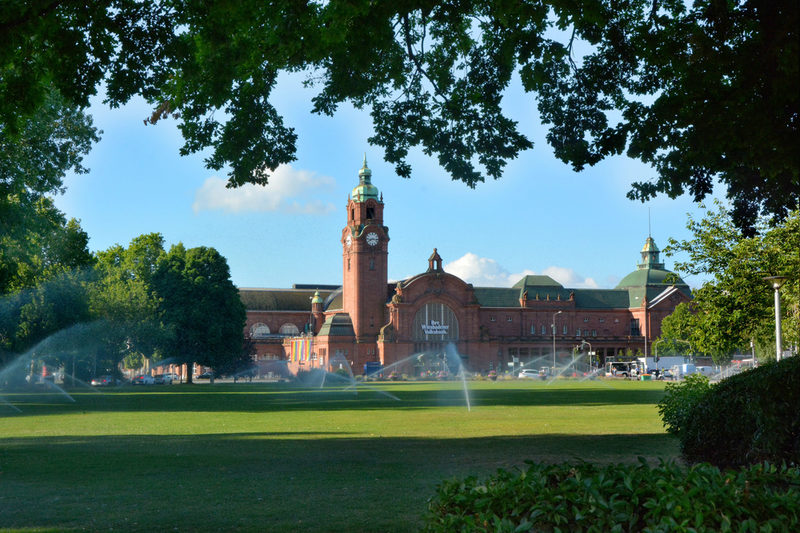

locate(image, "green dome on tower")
(351, 154), (379, 202)
(615, 236), (689, 291)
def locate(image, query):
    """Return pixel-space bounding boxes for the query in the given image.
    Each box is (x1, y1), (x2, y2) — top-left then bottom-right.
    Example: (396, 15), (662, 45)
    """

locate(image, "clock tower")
(342, 156), (389, 340)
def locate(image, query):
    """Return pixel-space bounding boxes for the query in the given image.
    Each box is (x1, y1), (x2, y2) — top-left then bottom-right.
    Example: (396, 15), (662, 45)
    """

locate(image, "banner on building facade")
(291, 337), (313, 362)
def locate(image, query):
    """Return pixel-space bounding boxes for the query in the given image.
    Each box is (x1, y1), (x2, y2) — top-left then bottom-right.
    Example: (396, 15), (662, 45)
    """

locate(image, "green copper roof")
(614, 236), (689, 293)
(323, 289), (344, 311)
(512, 275), (564, 289)
(638, 236), (665, 269)
(624, 286), (691, 307)
(573, 289), (631, 309)
(351, 155), (379, 202)
(239, 288), (335, 311)
(642, 236), (660, 253)
(317, 313), (355, 337)
(473, 286), (643, 309)
(616, 268), (683, 289)
(473, 288), (522, 307)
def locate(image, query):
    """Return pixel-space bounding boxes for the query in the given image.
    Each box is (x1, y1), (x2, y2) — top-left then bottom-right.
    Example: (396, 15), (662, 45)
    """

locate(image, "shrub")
(657, 373), (712, 440)
(423, 461), (800, 532)
(334, 367), (351, 378)
(681, 357), (800, 468)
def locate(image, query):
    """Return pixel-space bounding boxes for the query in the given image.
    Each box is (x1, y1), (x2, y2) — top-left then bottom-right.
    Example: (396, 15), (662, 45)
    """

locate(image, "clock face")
(345, 234), (352, 247)
(366, 232), (379, 246)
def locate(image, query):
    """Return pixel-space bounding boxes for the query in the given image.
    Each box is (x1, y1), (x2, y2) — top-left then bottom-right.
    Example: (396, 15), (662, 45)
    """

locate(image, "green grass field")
(0, 379), (678, 532)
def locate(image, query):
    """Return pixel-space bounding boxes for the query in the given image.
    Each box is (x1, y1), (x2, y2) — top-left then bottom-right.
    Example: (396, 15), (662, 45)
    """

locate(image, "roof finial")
(648, 207), (652, 238)
(358, 153), (372, 180)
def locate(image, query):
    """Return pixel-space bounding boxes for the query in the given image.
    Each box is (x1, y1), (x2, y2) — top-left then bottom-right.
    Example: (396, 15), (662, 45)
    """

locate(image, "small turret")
(351, 154), (379, 202)
(638, 236), (665, 270)
(427, 248), (443, 272)
(310, 290), (324, 334)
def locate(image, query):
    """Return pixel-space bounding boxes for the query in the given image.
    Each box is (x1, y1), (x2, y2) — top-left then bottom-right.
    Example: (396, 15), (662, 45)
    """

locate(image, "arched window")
(412, 302), (459, 341)
(279, 323), (300, 336)
(250, 323), (271, 339)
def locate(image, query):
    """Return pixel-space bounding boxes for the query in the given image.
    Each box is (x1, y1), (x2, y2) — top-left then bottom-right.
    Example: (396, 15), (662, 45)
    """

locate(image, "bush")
(423, 461), (800, 532)
(657, 373), (712, 440)
(680, 357), (800, 468)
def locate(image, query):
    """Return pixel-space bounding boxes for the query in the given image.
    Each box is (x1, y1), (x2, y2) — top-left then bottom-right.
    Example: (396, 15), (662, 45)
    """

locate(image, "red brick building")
(240, 159), (691, 377)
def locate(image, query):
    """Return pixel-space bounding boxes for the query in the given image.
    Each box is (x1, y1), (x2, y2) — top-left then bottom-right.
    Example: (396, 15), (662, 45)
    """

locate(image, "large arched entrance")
(410, 302), (460, 376)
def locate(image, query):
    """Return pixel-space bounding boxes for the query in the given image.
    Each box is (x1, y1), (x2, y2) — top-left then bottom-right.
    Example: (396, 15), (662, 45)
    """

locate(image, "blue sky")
(54, 72), (720, 291)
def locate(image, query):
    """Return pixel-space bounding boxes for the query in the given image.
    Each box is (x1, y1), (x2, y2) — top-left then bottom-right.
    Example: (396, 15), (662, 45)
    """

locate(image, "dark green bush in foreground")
(657, 373), (712, 443)
(424, 461), (800, 532)
(659, 357), (800, 468)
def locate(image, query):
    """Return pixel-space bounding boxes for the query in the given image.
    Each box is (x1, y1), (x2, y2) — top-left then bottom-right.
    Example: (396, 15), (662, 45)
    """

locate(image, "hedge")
(659, 357), (800, 468)
(424, 461), (800, 532)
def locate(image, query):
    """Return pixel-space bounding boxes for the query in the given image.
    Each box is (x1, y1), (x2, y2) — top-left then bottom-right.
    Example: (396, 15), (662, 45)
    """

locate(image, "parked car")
(518, 369), (539, 379)
(196, 371), (214, 380)
(154, 374), (172, 384)
(658, 369), (675, 380)
(132, 374), (154, 385)
(90, 375), (116, 387)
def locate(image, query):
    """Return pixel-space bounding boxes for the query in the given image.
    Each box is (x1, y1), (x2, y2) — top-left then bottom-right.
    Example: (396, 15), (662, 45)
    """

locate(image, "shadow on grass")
(0, 432), (679, 532)
(0, 381), (667, 417)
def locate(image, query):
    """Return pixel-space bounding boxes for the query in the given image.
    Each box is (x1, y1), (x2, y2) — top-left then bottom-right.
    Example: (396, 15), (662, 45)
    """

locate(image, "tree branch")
(401, 13), (446, 104)
(0, 0), (66, 32)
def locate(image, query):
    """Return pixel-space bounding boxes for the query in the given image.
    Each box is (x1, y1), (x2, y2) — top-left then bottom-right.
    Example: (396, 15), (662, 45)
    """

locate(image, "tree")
(151, 244), (246, 383)
(1, 87), (98, 294)
(660, 203), (799, 363)
(214, 337), (256, 381)
(2, 1), (796, 233)
(0, 198), (94, 294)
(0, 86), (97, 368)
(0, 270), (94, 374)
(657, 302), (700, 357)
(90, 233), (168, 369)
(0, 200), (94, 370)
(0, 88), (98, 204)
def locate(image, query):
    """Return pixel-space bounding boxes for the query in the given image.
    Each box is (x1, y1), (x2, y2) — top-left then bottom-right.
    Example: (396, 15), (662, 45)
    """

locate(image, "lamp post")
(764, 276), (788, 361)
(652, 338), (666, 374)
(653, 338), (691, 370)
(552, 310), (562, 373)
(580, 340), (592, 372)
(653, 338), (663, 363)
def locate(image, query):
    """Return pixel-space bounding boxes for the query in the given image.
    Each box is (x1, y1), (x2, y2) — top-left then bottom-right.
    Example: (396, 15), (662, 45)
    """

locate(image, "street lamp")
(764, 276), (788, 361)
(653, 338), (664, 365)
(580, 340), (593, 371)
(552, 310), (562, 372)
(653, 338), (691, 370)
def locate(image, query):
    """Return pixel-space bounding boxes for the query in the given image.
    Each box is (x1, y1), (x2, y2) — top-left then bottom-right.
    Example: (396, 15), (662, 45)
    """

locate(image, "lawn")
(0, 379), (677, 532)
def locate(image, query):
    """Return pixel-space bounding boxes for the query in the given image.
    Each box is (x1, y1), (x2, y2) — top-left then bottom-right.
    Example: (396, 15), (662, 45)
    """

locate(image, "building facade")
(240, 159), (692, 377)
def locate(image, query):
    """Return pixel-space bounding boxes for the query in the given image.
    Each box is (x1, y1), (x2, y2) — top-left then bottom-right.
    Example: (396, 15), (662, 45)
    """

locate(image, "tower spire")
(639, 236), (664, 270)
(353, 154), (378, 202)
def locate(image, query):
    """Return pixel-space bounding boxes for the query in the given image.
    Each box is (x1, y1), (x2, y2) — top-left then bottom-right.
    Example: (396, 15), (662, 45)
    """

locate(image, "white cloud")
(192, 165), (336, 214)
(444, 253), (532, 287)
(540, 266), (599, 289)
(444, 253), (599, 289)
